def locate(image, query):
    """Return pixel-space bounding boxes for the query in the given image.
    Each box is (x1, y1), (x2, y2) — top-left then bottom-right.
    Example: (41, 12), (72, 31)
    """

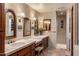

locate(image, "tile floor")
(41, 48), (71, 56)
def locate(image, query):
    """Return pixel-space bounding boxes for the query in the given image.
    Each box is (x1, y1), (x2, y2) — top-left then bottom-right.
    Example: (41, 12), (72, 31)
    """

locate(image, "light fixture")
(20, 13), (25, 17)
(40, 20), (43, 22)
(30, 17), (36, 21)
(33, 17), (36, 21)
(44, 21), (50, 24)
(17, 13), (25, 17)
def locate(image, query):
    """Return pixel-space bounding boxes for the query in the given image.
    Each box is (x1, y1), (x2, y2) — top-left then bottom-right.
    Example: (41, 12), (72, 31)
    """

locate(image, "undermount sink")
(32, 35), (47, 39)
(10, 42), (25, 46)
(5, 42), (25, 51)
(32, 37), (42, 39)
(15, 39), (26, 43)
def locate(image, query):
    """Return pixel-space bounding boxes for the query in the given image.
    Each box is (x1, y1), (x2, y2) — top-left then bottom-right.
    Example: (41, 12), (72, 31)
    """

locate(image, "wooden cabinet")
(35, 37), (48, 55)
(42, 37), (48, 50)
(0, 4), (5, 32)
(9, 37), (48, 56)
(18, 48), (29, 56)
(9, 43), (35, 56)
(18, 43), (35, 56)
(0, 32), (5, 53)
(0, 3), (5, 56)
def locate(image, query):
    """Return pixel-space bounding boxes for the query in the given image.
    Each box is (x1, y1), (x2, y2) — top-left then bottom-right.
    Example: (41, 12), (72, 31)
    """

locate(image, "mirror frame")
(23, 17), (31, 36)
(6, 9), (16, 38)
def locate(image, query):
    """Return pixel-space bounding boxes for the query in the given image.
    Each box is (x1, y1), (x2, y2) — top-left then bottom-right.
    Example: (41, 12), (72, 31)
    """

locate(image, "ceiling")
(27, 3), (73, 13)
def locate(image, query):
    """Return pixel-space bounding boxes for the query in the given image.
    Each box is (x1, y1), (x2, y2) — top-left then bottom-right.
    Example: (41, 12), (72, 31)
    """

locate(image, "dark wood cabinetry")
(35, 37), (48, 49)
(0, 3), (5, 56)
(42, 37), (48, 50)
(8, 37), (48, 56)
(9, 43), (35, 56)
(35, 37), (48, 55)
(0, 4), (5, 32)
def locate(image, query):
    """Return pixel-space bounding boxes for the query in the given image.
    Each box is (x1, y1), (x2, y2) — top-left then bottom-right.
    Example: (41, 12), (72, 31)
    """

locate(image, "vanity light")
(33, 17), (36, 21)
(17, 13), (25, 17)
(30, 17), (36, 21)
(40, 20), (43, 22)
(20, 13), (25, 17)
(44, 21), (50, 24)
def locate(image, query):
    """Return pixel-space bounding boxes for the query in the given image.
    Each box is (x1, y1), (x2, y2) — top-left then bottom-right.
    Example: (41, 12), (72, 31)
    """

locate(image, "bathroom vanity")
(9, 43), (35, 56)
(5, 35), (49, 56)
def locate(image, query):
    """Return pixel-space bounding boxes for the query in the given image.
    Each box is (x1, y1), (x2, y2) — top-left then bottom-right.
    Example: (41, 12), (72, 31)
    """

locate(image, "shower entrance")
(56, 11), (67, 49)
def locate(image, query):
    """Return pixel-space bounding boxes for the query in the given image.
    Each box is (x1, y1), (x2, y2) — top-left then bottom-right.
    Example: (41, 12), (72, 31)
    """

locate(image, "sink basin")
(9, 42), (25, 46)
(15, 39), (26, 43)
(32, 35), (47, 39)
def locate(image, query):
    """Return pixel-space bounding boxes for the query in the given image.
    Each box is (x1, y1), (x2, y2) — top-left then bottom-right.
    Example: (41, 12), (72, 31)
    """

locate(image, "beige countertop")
(5, 35), (49, 56)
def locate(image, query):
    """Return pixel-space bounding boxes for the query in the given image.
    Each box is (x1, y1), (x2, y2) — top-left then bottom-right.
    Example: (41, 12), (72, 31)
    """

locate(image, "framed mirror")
(43, 19), (51, 31)
(6, 9), (16, 39)
(23, 18), (31, 36)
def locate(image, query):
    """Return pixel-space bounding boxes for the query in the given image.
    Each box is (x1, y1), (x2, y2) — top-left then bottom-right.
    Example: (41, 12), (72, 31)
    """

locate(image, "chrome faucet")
(8, 39), (15, 44)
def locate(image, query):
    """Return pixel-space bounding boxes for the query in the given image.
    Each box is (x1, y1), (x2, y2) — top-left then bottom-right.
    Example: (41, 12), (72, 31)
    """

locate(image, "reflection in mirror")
(43, 19), (51, 31)
(23, 18), (31, 36)
(34, 19), (38, 35)
(6, 9), (16, 39)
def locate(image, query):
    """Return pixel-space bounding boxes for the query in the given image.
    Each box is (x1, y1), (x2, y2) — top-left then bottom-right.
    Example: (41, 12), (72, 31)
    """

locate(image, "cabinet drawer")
(18, 47), (30, 56)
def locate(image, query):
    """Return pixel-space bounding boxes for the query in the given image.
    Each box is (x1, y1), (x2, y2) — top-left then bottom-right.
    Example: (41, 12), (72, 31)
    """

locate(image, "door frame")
(71, 6), (73, 56)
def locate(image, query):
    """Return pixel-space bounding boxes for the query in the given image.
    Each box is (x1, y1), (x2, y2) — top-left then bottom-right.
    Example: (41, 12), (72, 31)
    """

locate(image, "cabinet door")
(0, 4), (5, 32)
(0, 4), (5, 56)
(9, 43), (35, 56)
(31, 43), (35, 56)
(43, 37), (48, 49)
(0, 32), (5, 55)
(45, 37), (48, 48)
(18, 48), (29, 56)
(18, 45), (33, 56)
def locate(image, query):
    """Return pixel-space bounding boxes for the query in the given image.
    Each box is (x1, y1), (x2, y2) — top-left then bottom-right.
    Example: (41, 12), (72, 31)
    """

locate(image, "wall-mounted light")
(20, 13), (25, 17)
(17, 13), (25, 17)
(44, 21), (50, 24)
(32, 17), (36, 21)
(30, 17), (36, 21)
(40, 20), (43, 22)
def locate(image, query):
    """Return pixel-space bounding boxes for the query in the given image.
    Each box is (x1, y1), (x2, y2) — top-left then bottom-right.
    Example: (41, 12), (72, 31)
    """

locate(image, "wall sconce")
(33, 17), (36, 21)
(20, 13), (25, 17)
(17, 13), (25, 17)
(40, 20), (43, 22)
(44, 21), (50, 24)
(30, 17), (36, 21)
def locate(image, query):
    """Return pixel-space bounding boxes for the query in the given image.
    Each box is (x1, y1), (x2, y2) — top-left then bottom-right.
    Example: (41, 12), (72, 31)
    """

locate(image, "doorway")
(56, 11), (66, 49)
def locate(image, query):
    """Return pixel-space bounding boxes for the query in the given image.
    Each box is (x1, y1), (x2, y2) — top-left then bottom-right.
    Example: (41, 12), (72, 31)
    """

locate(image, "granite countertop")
(5, 35), (49, 56)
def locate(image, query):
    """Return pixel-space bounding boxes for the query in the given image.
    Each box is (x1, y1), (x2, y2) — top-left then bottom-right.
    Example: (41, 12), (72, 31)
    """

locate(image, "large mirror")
(34, 19), (38, 35)
(23, 18), (31, 36)
(43, 19), (51, 31)
(6, 9), (16, 39)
